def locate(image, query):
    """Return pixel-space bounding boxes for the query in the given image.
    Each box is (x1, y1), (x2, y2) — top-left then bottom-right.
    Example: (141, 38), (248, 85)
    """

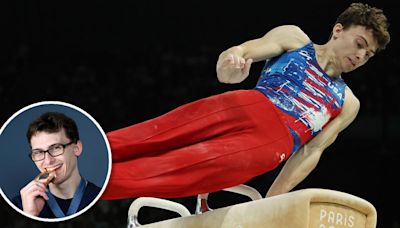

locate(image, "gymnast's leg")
(107, 90), (269, 162)
(102, 90), (293, 199)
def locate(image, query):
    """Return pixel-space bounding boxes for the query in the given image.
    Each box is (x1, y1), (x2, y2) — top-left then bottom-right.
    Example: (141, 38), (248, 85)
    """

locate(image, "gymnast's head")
(328, 3), (390, 72)
(27, 112), (83, 185)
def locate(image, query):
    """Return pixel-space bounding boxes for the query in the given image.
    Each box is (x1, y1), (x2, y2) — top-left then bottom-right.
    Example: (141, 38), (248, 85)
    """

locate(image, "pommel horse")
(127, 186), (377, 228)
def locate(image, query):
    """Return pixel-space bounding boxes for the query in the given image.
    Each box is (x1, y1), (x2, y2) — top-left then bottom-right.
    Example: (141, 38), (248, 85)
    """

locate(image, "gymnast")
(101, 3), (390, 200)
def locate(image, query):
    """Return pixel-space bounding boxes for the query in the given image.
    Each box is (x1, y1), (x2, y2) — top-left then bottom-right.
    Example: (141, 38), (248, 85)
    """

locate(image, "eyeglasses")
(29, 142), (74, 162)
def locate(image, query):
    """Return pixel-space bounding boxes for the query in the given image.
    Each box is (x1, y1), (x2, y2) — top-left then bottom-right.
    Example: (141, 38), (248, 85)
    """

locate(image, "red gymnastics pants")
(101, 90), (293, 200)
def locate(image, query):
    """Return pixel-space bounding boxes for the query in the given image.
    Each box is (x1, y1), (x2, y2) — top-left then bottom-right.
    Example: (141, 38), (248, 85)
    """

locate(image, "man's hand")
(20, 179), (49, 216)
(216, 53), (253, 84)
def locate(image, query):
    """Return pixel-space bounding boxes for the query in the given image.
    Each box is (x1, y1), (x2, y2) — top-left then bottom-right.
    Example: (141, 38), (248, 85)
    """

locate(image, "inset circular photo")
(0, 101), (111, 222)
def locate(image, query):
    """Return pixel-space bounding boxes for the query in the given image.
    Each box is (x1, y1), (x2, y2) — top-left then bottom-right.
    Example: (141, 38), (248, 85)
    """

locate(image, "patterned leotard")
(255, 42), (347, 152)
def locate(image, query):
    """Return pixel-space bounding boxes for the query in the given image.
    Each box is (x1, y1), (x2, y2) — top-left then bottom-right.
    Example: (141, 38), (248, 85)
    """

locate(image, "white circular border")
(0, 101), (112, 222)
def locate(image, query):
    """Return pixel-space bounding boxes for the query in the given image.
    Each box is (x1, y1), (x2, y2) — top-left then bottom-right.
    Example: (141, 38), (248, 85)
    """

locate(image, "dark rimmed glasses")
(29, 142), (74, 161)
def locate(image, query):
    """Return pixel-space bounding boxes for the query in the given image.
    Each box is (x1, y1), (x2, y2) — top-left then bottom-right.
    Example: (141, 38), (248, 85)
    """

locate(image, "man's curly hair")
(335, 3), (390, 52)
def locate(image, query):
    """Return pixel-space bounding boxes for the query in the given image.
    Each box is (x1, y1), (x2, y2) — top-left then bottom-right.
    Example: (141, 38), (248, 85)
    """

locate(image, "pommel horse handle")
(195, 184), (262, 214)
(128, 184), (260, 227)
(127, 197), (191, 228)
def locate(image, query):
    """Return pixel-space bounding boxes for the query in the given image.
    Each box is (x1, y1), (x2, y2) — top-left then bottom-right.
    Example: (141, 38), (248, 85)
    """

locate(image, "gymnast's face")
(331, 24), (378, 73)
(30, 129), (82, 185)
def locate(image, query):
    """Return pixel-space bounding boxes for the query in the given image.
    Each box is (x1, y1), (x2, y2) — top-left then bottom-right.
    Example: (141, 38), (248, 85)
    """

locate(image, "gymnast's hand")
(216, 53), (253, 84)
(20, 179), (49, 216)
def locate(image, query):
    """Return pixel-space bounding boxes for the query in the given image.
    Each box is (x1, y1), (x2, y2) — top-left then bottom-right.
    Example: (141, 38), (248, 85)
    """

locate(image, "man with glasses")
(11, 112), (101, 218)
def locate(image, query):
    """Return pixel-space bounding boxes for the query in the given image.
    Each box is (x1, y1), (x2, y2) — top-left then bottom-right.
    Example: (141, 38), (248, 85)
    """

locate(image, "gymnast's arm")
(216, 25), (310, 84)
(266, 87), (360, 198)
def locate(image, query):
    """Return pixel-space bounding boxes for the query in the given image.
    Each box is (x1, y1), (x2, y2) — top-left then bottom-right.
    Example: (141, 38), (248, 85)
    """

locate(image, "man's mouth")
(45, 164), (63, 172)
(348, 57), (356, 67)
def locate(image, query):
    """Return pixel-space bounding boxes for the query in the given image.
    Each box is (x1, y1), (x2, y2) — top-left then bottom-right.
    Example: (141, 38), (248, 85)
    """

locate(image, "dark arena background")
(1, 1), (399, 227)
